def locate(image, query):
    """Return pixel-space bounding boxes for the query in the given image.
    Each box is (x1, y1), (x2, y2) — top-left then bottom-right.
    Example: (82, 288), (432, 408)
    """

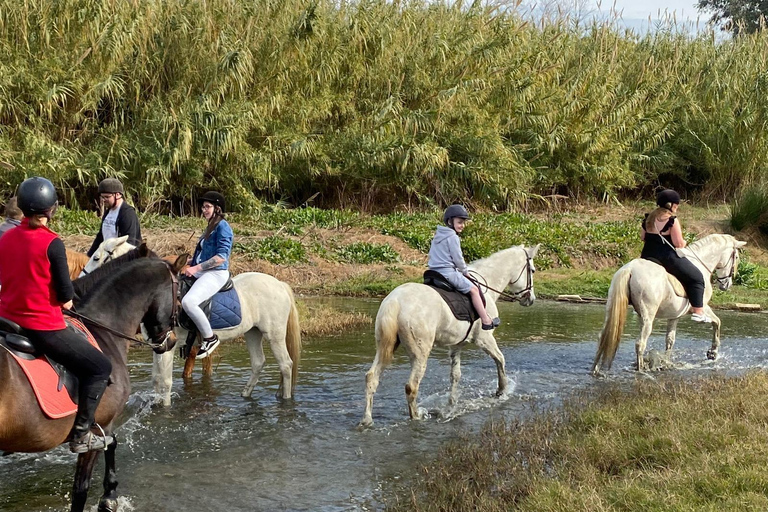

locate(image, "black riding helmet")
(443, 204), (470, 226)
(656, 189), (681, 208)
(198, 191), (225, 213)
(17, 177), (58, 217)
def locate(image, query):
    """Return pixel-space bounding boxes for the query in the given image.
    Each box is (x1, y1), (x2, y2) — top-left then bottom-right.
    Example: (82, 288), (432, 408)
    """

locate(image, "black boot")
(68, 379), (112, 453)
(196, 334), (220, 359)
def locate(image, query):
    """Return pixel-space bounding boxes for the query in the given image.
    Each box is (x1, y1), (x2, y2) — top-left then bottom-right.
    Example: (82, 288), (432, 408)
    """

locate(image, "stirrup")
(69, 424), (113, 453)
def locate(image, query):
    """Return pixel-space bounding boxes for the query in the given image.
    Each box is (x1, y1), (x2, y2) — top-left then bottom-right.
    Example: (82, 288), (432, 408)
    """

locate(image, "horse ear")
(735, 240), (747, 248)
(114, 235), (130, 245)
(170, 254), (188, 274)
(527, 243), (541, 258)
(139, 242), (150, 257)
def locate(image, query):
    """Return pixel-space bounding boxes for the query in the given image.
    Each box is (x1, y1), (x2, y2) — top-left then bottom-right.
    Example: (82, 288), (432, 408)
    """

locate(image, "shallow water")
(3, 298), (768, 511)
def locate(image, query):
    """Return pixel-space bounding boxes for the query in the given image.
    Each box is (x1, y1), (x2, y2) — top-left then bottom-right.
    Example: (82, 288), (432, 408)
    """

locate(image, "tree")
(697, 0), (768, 34)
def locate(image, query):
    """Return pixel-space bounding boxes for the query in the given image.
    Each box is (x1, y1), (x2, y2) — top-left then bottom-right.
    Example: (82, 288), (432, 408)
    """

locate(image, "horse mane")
(73, 244), (158, 300)
(685, 233), (730, 253)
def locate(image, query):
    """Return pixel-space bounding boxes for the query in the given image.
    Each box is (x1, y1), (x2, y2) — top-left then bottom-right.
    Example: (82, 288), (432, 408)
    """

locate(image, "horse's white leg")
(241, 329), (265, 398)
(405, 353), (429, 420)
(266, 327), (294, 400)
(636, 315), (655, 371)
(475, 335), (508, 396)
(361, 353), (386, 427)
(706, 306), (721, 360)
(152, 351), (174, 407)
(665, 318), (679, 353)
(448, 346), (462, 406)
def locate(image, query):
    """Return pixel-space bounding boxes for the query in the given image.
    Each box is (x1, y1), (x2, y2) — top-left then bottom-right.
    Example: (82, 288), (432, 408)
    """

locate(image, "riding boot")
(68, 378), (113, 453)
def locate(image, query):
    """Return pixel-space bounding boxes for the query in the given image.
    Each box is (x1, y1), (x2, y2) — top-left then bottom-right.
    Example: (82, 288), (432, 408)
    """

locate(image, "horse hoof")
(706, 350), (717, 360)
(359, 417), (373, 428)
(241, 388), (252, 398)
(98, 498), (118, 512)
(495, 388), (505, 398)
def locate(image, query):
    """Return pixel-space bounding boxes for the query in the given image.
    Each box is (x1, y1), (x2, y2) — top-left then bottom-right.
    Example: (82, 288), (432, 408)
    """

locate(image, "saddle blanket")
(209, 288), (242, 330)
(1, 318), (99, 419)
(426, 285), (480, 324)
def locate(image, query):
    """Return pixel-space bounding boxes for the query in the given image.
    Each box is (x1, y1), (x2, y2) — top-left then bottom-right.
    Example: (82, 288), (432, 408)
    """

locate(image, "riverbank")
(386, 372), (768, 512)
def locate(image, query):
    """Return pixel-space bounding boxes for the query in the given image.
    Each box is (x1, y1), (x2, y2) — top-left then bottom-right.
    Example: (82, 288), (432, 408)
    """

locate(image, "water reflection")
(2, 299), (768, 511)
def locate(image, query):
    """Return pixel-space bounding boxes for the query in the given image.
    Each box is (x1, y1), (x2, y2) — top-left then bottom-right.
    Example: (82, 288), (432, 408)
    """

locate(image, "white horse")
(78, 235), (136, 277)
(360, 244), (540, 427)
(591, 233), (746, 374)
(152, 272), (301, 405)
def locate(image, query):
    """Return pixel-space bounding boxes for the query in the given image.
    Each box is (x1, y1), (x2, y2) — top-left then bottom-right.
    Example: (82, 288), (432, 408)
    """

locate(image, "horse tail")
(592, 265), (632, 374)
(375, 297), (401, 367)
(282, 282), (302, 391)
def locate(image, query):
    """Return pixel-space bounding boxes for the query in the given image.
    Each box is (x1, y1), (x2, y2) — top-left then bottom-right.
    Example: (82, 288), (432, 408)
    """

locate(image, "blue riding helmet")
(17, 177), (58, 217)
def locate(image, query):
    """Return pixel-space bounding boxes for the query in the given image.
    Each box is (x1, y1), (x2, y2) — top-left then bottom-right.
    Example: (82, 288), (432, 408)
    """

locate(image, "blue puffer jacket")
(192, 219), (233, 270)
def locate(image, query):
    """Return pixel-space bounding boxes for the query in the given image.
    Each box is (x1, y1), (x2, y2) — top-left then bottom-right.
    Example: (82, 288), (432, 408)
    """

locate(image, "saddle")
(643, 258), (687, 297)
(423, 270), (482, 325)
(177, 275), (242, 356)
(0, 316), (100, 419)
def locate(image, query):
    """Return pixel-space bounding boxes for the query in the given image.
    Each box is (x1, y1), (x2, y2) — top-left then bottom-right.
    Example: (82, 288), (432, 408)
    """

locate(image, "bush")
(730, 187), (768, 233)
(233, 236), (306, 264)
(336, 242), (399, 264)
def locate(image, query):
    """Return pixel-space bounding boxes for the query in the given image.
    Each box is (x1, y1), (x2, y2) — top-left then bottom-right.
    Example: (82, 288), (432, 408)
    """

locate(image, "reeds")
(1, 0), (767, 211)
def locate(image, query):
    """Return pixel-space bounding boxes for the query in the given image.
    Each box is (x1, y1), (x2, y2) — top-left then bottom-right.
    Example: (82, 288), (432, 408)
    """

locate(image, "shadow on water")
(3, 298), (768, 511)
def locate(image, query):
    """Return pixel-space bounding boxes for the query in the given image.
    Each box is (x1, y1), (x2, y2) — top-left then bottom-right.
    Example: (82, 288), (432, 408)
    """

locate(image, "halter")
(468, 248), (534, 302)
(65, 263), (179, 352)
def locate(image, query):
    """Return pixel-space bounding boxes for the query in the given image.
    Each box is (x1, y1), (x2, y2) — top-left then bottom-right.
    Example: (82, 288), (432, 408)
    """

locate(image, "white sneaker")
(691, 313), (712, 323)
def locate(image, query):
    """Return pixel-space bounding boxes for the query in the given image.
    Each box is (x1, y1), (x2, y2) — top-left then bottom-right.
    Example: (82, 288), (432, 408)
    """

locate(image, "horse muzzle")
(519, 291), (535, 307)
(150, 330), (177, 354)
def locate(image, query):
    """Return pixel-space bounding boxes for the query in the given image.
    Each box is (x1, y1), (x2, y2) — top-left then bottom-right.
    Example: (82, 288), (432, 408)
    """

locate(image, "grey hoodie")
(427, 225), (468, 274)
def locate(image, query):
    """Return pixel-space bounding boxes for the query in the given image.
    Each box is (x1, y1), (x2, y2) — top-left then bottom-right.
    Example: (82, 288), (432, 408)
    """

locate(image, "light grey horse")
(592, 234), (746, 374)
(360, 244), (540, 427)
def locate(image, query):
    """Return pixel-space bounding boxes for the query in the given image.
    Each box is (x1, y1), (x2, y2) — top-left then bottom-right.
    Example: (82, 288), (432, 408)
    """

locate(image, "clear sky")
(596, 0), (700, 21)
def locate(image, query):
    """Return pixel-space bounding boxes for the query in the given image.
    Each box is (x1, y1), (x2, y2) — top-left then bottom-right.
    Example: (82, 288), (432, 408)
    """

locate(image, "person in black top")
(86, 178), (142, 257)
(640, 189), (710, 323)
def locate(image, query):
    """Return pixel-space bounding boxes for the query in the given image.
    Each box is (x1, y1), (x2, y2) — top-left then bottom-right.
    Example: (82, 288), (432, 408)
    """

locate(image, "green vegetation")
(335, 242), (399, 264)
(4, 0), (768, 211)
(233, 236), (307, 264)
(730, 186), (768, 234)
(388, 372), (768, 512)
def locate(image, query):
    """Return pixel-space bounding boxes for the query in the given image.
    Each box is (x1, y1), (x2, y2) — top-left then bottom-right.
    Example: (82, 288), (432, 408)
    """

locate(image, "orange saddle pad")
(2, 318), (100, 419)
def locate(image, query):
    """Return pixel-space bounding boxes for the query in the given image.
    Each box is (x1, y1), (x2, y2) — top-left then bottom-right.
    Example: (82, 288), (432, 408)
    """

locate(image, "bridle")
(468, 249), (535, 303)
(687, 246), (739, 286)
(64, 262), (179, 352)
(79, 248), (118, 277)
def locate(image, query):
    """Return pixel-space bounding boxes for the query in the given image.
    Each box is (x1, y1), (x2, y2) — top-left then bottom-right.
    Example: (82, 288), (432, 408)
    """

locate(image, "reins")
(467, 250), (534, 302)
(685, 244), (738, 285)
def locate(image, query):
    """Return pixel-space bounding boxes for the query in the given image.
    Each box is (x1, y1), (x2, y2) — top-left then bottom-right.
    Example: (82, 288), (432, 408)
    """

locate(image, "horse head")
(80, 235), (135, 277)
(513, 244), (540, 307)
(713, 236), (747, 291)
(140, 255), (187, 354)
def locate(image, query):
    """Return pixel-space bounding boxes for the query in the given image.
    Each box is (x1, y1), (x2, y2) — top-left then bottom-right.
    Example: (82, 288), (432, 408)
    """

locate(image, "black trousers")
(26, 327), (112, 426)
(656, 256), (706, 308)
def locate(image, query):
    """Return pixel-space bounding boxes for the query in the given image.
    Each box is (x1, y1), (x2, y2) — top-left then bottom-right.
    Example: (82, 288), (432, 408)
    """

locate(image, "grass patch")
(233, 236), (307, 264)
(296, 301), (371, 339)
(387, 373), (768, 512)
(336, 242), (400, 264)
(730, 187), (768, 233)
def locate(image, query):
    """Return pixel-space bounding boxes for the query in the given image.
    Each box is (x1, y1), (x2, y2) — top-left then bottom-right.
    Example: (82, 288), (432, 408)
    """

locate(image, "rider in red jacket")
(0, 177), (113, 453)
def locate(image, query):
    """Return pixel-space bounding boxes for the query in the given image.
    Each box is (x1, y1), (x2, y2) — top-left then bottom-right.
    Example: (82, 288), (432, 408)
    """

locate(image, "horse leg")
(98, 437), (119, 512)
(361, 347), (389, 427)
(202, 352), (214, 376)
(636, 316), (654, 371)
(448, 346), (462, 406)
(70, 450), (100, 512)
(706, 306), (722, 360)
(267, 328), (294, 400)
(476, 335), (508, 396)
(152, 351), (174, 406)
(242, 329), (265, 398)
(665, 318), (679, 354)
(405, 354), (429, 420)
(182, 345), (198, 379)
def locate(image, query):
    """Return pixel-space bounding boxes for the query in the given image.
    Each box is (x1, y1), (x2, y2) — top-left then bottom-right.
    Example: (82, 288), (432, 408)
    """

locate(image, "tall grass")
(730, 186), (768, 233)
(2, 0), (768, 211)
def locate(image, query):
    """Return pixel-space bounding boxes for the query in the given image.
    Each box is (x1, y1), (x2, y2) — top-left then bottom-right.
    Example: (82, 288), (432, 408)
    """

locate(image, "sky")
(599, 0), (700, 21)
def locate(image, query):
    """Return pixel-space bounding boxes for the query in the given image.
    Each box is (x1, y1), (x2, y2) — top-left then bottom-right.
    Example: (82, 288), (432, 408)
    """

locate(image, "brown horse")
(0, 253), (185, 512)
(66, 248), (89, 280)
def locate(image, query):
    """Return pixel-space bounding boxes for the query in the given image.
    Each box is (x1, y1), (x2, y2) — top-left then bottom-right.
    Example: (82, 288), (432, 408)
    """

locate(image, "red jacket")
(0, 218), (67, 330)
